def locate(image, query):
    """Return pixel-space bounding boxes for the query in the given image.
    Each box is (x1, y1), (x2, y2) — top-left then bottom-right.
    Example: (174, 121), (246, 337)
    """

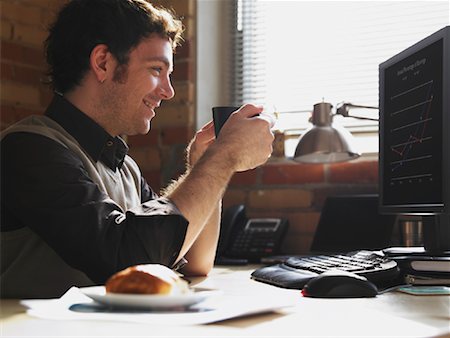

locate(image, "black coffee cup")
(212, 106), (239, 136)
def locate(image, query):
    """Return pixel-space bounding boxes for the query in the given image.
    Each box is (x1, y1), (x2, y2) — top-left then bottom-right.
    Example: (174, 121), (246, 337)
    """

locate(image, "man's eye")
(151, 67), (162, 74)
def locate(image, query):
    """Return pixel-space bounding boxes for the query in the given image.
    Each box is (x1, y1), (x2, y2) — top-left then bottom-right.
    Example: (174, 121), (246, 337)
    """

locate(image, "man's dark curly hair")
(44, 0), (183, 94)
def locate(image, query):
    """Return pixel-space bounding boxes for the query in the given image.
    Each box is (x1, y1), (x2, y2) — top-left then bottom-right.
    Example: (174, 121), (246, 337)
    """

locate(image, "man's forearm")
(164, 143), (234, 262)
(181, 201), (221, 275)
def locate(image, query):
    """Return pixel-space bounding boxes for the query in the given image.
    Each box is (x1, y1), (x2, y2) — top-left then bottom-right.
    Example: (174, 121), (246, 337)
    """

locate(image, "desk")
(1, 265), (449, 337)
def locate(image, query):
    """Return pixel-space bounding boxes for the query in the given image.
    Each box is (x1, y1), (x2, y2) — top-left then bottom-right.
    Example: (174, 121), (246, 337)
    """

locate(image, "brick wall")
(1, 0), (61, 126)
(1, 0), (380, 255)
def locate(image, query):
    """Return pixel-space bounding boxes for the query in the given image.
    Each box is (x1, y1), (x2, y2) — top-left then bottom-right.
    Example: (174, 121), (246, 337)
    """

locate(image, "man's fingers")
(258, 112), (276, 129)
(236, 104), (264, 117)
(200, 120), (214, 131)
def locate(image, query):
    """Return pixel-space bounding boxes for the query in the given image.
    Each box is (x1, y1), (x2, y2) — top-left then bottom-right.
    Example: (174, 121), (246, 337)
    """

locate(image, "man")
(0, 0), (274, 298)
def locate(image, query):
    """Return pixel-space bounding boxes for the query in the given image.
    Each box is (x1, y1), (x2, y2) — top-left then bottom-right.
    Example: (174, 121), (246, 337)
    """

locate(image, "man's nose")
(160, 78), (175, 100)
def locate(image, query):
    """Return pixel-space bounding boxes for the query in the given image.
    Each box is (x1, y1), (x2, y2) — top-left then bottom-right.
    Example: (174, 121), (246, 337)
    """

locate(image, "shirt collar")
(45, 94), (129, 171)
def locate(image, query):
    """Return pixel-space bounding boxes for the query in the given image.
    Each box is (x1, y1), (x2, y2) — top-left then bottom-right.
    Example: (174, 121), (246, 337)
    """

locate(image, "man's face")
(102, 35), (175, 136)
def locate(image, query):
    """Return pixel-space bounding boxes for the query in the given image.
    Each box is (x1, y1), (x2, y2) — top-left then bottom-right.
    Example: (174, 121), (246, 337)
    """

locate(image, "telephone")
(215, 205), (289, 265)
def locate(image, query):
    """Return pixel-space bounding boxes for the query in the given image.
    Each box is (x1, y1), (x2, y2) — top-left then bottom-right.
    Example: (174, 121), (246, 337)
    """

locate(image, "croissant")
(105, 264), (189, 295)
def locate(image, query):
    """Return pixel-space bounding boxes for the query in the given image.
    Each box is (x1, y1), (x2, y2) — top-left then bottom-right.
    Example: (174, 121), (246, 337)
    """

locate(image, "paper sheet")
(21, 287), (294, 325)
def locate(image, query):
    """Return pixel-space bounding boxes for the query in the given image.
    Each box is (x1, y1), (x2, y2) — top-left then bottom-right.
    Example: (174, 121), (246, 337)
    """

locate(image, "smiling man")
(0, 0), (274, 299)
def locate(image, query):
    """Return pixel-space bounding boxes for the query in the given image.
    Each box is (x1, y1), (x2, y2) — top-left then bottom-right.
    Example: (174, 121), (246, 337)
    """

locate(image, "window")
(232, 0), (449, 155)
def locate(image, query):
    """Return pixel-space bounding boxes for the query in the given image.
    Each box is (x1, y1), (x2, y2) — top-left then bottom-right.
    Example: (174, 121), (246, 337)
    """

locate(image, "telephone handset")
(215, 205), (289, 265)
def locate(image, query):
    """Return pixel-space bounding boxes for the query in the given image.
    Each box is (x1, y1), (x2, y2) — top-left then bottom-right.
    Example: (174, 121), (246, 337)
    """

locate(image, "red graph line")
(391, 94), (433, 158)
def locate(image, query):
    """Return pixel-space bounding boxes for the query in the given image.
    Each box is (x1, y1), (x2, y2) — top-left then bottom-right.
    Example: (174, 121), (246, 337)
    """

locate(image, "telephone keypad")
(218, 217), (288, 263)
(230, 228), (282, 255)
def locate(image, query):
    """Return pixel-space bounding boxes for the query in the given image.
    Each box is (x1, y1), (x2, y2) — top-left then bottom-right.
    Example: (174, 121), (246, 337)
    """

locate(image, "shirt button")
(106, 140), (113, 147)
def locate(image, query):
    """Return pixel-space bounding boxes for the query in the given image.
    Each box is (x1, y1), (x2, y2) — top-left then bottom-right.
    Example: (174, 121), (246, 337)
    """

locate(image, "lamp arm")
(343, 103), (378, 110)
(336, 102), (379, 121)
(338, 114), (379, 122)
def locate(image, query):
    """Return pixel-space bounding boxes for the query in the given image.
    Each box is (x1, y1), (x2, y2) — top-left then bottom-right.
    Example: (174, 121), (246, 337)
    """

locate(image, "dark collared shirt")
(1, 95), (188, 284)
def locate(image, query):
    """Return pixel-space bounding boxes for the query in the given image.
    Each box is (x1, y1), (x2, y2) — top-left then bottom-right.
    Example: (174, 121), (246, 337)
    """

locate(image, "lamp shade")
(293, 102), (361, 163)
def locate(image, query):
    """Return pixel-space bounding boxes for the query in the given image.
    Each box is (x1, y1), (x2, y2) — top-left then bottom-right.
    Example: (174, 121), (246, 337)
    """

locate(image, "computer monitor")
(379, 26), (450, 254)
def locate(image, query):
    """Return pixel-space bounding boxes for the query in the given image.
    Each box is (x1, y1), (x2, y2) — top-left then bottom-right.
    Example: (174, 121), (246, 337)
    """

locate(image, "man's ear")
(90, 44), (110, 83)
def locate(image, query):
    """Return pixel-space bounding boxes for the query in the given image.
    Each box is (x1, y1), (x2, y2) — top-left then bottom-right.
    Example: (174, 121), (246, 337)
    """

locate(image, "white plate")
(80, 286), (220, 310)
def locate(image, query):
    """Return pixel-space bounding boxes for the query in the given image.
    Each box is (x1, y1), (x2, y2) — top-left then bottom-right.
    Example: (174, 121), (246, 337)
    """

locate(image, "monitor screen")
(379, 26), (450, 252)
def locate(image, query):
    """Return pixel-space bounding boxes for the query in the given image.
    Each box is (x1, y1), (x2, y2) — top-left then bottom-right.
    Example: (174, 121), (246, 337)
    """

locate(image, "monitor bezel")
(379, 26), (450, 215)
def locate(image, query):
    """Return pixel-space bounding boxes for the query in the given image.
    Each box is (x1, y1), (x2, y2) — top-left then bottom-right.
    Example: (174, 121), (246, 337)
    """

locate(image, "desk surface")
(1, 265), (449, 338)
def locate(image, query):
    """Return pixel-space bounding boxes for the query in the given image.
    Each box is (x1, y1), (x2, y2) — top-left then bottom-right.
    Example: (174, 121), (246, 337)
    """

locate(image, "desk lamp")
(293, 102), (378, 163)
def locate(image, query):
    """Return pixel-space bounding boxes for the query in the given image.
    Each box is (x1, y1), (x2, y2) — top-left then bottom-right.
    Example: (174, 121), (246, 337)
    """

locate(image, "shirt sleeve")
(140, 176), (159, 203)
(139, 177), (189, 270)
(1, 133), (188, 284)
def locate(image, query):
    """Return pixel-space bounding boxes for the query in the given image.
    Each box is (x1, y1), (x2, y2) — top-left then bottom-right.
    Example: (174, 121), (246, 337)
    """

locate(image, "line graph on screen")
(389, 80), (435, 184)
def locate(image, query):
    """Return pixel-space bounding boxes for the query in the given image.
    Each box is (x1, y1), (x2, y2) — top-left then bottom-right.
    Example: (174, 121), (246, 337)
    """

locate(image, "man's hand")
(186, 121), (215, 168)
(167, 104), (274, 275)
(214, 104), (275, 172)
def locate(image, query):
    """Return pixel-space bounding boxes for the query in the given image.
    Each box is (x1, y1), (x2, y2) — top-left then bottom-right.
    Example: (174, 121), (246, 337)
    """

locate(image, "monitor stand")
(422, 214), (450, 254)
(384, 214), (450, 257)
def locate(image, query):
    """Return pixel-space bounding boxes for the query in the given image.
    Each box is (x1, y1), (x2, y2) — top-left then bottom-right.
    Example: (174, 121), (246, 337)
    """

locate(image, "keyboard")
(251, 250), (400, 289)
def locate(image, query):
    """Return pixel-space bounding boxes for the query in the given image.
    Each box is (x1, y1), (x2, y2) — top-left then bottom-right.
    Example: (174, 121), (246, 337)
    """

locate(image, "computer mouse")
(301, 270), (378, 298)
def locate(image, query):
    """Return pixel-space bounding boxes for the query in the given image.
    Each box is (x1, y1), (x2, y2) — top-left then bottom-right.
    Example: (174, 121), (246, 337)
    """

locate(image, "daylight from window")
(236, 1), (449, 154)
